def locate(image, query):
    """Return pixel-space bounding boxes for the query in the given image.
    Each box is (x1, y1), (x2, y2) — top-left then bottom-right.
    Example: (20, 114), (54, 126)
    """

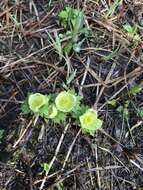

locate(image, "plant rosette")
(55, 91), (77, 113)
(28, 93), (49, 113)
(79, 109), (102, 135)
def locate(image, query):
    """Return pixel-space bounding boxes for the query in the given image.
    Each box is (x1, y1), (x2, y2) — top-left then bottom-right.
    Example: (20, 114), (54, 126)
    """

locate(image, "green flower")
(40, 103), (58, 119)
(47, 104), (58, 119)
(55, 91), (76, 112)
(79, 109), (102, 135)
(28, 93), (48, 113)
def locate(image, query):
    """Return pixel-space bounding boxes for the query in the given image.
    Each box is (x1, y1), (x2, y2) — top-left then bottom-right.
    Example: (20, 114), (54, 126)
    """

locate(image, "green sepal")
(21, 98), (31, 114)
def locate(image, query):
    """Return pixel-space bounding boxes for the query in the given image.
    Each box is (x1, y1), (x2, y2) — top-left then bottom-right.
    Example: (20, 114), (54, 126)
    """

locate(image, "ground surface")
(0, 0), (143, 190)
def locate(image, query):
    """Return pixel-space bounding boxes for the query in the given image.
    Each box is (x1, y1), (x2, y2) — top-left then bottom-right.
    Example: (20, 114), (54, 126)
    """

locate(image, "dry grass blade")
(40, 124), (70, 190)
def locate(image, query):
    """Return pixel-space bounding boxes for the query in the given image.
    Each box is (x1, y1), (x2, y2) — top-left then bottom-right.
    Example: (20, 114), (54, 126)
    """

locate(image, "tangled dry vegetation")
(0, 0), (143, 190)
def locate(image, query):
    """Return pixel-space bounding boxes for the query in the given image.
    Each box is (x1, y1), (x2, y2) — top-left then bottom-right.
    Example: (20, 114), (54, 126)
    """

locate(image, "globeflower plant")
(21, 90), (103, 135)
(28, 93), (48, 113)
(79, 109), (102, 135)
(55, 91), (76, 112)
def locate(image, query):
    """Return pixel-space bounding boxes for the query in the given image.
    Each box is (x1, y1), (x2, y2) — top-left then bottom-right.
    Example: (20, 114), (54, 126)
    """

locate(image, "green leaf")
(117, 101), (129, 118)
(133, 34), (140, 41)
(72, 11), (84, 33)
(63, 42), (73, 54)
(66, 70), (77, 85)
(53, 111), (66, 124)
(54, 32), (63, 60)
(59, 10), (68, 19)
(56, 182), (64, 190)
(104, 46), (120, 61)
(129, 82), (143, 95)
(123, 107), (129, 118)
(0, 129), (4, 142)
(21, 99), (31, 114)
(117, 105), (123, 114)
(123, 23), (133, 33)
(123, 23), (140, 42)
(66, 88), (76, 95)
(71, 104), (89, 120)
(39, 104), (49, 117)
(107, 99), (117, 107)
(106, 0), (123, 17)
(73, 43), (81, 53)
(59, 7), (84, 33)
(65, 30), (72, 36)
(137, 107), (143, 118)
(40, 163), (50, 173)
(43, 163), (49, 172)
(58, 7), (87, 56)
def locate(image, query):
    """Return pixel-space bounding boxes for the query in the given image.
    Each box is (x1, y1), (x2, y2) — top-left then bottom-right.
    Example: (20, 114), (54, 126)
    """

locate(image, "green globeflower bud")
(41, 104), (58, 119)
(28, 93), (47, 113)
(48, 104), (58, 119)
(55, 91), (76, 112)
(79, 109), (102, 135)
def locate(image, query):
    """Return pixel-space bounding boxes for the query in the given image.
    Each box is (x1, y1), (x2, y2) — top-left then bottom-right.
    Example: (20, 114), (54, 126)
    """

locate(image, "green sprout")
(137, 107), (143, 119)
(28, 93), (48, 113)
(59, 7), (84, 32)
(56, 7), (87, 55)
(123, 23), (140, 43)
(129, 82), (143, 95)
(79, 109), (102, 135)
(106, 0), (123, 17)
(0, 129), (5, 143)
(40, 163), (50, 173)
(55, 91), (76, 112)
